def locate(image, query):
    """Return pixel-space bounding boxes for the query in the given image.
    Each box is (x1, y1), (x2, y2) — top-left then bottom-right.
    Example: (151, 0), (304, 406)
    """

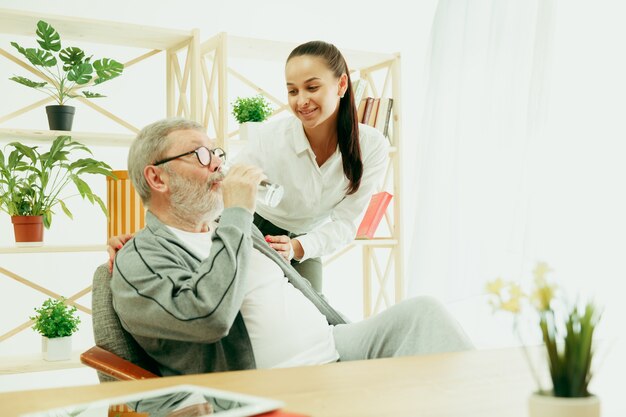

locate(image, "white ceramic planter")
(528, 392), (600, 417)
(238, 121), (262, 143)
(41, 336), (72, 361)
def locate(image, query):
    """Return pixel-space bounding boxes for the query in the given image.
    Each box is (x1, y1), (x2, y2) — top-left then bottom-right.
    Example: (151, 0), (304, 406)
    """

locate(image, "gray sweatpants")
(332, 296), (473, 360)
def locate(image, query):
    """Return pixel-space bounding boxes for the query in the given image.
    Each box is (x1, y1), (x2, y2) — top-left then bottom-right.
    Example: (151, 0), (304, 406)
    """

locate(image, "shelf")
(0, 245), (107, 254)
(0, 7), (192, 50)
(0, 351), (84, 375)
(215, 35), (397, 70)
(353, 238), (398, 246)
(0, 128), (134, 147)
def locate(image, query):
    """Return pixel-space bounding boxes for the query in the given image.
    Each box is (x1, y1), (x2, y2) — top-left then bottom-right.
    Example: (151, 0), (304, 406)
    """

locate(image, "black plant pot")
(45, 105), (75, 131)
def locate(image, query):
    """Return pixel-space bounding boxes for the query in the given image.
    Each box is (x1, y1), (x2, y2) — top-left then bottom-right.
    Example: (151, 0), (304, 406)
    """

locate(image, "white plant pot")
(41, 336), (72, 361)
(528, 392), (600, 417)
(238, 121), (262, 144)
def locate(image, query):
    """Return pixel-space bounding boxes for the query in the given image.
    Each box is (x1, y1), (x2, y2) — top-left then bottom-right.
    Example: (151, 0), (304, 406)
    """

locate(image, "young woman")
(235, 40), (389, 292)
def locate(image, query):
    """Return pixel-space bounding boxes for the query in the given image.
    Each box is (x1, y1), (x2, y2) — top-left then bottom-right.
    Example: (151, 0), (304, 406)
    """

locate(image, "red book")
(367, 97), (380, 126)
(356, 191), (393, 239)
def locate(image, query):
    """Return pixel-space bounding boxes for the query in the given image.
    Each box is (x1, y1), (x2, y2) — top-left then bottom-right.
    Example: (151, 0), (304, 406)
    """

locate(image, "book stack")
(357, 96), (394, 139)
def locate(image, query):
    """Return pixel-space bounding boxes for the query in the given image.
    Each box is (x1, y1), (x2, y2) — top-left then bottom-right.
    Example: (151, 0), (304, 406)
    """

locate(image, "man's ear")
(144, 165), (168, 194)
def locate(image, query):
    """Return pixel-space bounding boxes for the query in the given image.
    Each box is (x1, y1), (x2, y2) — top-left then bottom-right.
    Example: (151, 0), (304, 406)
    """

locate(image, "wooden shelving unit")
(0, 8), (205, 349)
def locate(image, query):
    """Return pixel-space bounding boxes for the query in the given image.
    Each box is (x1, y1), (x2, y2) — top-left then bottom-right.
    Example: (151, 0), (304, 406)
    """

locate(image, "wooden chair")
(80, 264), (160, 381)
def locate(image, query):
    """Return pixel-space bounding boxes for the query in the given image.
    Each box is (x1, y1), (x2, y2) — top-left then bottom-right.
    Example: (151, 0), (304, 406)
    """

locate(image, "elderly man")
(111, 117), (472, 377)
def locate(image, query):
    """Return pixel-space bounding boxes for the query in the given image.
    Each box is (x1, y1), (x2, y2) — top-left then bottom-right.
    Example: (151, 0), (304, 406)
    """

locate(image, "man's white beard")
(167, 169), (224, 226)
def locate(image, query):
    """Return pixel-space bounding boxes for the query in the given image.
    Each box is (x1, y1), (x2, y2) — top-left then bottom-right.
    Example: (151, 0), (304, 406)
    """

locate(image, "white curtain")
(409, 0), (626, 348)
(408, 0), (556, 346)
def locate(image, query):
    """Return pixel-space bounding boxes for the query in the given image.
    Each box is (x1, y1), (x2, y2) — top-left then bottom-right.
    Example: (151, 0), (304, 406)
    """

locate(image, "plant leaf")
(10, 43), (57, 67)
(59, 47), (86, 71)
(92, 58), (124, 84)
(92, 194), (108, 217)
(36, 20), (61, 52)
(82, 91), (106, 98)
(9, 76), (47, 88)
(43, 209), (52, 229)
(67, 63), (93, 84)
(70, 175), (90, 198)
(7, 142), (38, 163)
(58, 199), (73, 219)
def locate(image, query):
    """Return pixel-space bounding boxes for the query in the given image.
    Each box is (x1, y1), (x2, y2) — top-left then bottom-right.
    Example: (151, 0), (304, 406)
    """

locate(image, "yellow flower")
(531, 281), (556, 312)
(533, 261), (552, 282)
(485, 277), (505, 295)
(500, 296), (522, 313)
(530, 262), (556, 311)
(486, 279), (525, 314)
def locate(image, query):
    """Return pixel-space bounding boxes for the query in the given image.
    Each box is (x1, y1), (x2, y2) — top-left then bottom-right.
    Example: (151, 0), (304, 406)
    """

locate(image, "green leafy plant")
(486, 262), (601, 398)
(9, 20), (124, 105)
(0, 135), (115, 228)
(231, 95), (273, 123)
(30, 297), (80, 338)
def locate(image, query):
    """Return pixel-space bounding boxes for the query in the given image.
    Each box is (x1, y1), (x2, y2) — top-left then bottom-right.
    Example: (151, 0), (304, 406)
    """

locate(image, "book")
(352, 78), (367, 109)
(357, 98), (367, 123)
(374, 98), (389, 132)
(356, 191), (393, 239)
(382, 98), (394, 138)
(374, 98), (394, 139)
(360, 97), (374, 124)
(367, 97), (380, 126)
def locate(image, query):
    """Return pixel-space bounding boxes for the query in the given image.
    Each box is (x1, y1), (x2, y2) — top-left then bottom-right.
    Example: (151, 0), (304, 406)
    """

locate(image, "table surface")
(0, 345), (622, 417)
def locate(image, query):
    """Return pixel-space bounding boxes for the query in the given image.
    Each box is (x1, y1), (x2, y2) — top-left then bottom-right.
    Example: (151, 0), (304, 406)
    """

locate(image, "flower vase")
(528, 393), (600, 417)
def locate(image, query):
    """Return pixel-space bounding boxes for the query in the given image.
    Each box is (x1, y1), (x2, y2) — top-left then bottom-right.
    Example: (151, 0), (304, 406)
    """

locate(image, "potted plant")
(231, 95), (273, 141)
(0, 135), (116, 245)
(30, 297), (81, 361)
(486, 262), (602, 417)
(8, 20), (124, 131)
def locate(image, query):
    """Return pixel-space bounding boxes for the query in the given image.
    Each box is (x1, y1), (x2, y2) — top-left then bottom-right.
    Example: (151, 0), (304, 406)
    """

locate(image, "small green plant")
(231, 95), (273, 123)
(9, 20), (124, 105)
(0, 135), (116, 228)
(30, 297), (80, 338)
(486, 262), (601, 398)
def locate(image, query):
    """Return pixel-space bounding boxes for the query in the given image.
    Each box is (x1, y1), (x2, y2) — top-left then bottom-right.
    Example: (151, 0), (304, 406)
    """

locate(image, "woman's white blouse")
(234, 116), (389, 261)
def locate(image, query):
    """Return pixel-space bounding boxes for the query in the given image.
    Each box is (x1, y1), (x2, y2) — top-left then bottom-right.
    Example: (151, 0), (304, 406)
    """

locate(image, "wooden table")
(0, 346), (621, 417)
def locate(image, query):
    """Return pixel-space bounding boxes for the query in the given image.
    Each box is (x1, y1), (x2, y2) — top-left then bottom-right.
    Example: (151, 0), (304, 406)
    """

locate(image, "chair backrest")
(91, 263), (160, 382)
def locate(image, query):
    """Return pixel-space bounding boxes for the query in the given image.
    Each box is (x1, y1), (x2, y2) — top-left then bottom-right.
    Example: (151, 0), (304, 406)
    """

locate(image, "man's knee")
(404, 295), (449, 317)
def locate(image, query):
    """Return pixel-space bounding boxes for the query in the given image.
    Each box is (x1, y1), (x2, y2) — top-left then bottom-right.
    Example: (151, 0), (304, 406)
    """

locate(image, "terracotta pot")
(11, 215), (44, 246)
(528, 392), (600, 417)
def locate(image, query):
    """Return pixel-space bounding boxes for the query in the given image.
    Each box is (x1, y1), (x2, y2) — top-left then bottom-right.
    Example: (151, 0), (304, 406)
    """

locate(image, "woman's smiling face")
(285, 55), (346, 130)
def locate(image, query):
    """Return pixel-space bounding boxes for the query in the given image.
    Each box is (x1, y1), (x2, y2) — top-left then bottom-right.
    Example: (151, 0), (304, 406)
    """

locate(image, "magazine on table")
(20, 384), (284, 417)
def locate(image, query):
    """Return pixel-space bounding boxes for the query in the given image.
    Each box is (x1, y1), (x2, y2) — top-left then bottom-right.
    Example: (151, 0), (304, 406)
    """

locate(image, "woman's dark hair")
(287, 41), (362, 195)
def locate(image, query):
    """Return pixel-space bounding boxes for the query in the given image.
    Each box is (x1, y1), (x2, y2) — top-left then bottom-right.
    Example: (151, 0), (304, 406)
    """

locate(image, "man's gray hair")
(128, 117), (205, 205)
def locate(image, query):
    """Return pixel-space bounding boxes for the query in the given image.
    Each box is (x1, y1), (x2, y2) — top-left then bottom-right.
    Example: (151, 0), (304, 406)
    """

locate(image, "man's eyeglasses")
(153, 146), (226, 167)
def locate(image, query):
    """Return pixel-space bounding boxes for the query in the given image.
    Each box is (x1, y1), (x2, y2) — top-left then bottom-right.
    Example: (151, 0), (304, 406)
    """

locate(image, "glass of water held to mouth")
(220, 163), (284, 208)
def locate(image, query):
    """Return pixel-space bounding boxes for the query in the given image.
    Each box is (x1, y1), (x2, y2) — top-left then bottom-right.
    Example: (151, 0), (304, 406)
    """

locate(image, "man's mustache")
(207, 171), (225, 189)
